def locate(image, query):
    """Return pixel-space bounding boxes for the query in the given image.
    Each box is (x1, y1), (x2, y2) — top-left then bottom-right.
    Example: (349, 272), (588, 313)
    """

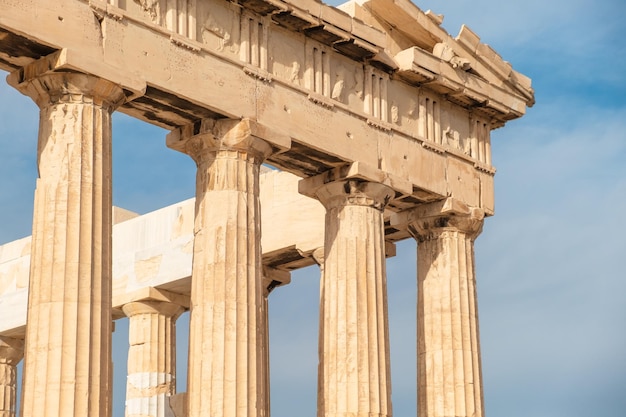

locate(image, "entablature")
(0, 0), (532, 125)
(0, 0), (533, 215)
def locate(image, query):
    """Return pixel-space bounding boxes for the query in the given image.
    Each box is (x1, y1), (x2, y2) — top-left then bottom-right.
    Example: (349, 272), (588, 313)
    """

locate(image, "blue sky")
(1, 0), (625, 416)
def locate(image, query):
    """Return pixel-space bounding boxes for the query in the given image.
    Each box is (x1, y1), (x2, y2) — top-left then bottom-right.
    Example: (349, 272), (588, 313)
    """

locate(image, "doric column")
(122, 301), (184, 417)
(398, 200), (485, 417)
(7, 57), (126, 417)
(302, 178), (394, 417)
(166, 118), (276, 417)
(0, 337), (24, 417)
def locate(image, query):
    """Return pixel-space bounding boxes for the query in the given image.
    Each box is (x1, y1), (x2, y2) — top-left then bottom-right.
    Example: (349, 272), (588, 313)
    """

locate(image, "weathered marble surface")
(0, 0), (534, 416)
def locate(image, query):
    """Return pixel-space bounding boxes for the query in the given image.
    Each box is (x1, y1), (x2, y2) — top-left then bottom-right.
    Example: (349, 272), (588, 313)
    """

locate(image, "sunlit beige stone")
(0, 337), (23, 417)
(302, 179), (394, 417)
(6, 62), (125, 417)
(393, 199), (485, 417)
(0, 0), (534, 416)
(122, 300), (184, 417)
(167, 118), (276, 417)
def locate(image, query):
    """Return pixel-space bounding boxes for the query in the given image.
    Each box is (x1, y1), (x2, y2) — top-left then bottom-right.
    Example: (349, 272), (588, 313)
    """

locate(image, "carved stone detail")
(470, 116), (492, 165)
(241, 12), (270, 73)
(444, 126), (471, 155)
(164, 0), (197, 40)
(390, 101), (399, 124)
(306, 43), (331, 99)
(433, 42), (471, 71)
(364, 67), (389, 123)
(418, 92), (442, 145)
(289, 60), (301, 85)
(201, 4), (238, 52)
(331, 66), (346, 101)
(134, 0), (161, 23)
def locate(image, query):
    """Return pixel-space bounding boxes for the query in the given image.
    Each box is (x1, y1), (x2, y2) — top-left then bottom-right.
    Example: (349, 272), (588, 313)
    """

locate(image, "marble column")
(167, 118), (272, 417)
(7, 66), (125, 417)
(311, 179), (394, 417)
(0, 337), (23, 417)
(408, 207), (485, 417)
(122, 301), (184, 417)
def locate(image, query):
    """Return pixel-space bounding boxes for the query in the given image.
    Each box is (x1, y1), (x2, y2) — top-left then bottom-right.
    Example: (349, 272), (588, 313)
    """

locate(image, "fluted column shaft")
(168, 119), (272, 417)
(409, 211), (485, 417)
(0, 337), (24, 417)
(7, 68), (125, 417)
(122, 301), (184, 417)
(313, 180), (394, 417)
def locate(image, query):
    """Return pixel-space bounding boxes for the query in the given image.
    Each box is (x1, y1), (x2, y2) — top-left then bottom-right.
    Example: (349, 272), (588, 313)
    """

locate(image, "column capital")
(122, 300), (185, 320)
(315, 179), (395, 211)
(408, 212), (484, 242)
(166, 118), (291, 165)
(299, 161), (412, 206)
(0, 337), (24, 365)
(391, 197), (485, 241)
(9, 72), (126, 110)
(7, 49), (144, 109)
(113, 287), (190, 316)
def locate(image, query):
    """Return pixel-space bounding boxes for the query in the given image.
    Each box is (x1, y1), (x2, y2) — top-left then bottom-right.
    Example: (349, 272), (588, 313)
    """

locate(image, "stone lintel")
(385, 240), (396, 258)
(369, 50), (399, 72)
(0, 337), (24, 364)
(390, 197), (484, 230)
(298, 239), (395, 267)
(395, 47), (440, 80)
(112, 206), (139, 224)
(298, 161), (412, 200)
(6, 48), (146, 101)
(112, 287), (190, 319)
(262, 266), (292, 295)
(303, 241), (395, 259)
(166, 117), (291, 157)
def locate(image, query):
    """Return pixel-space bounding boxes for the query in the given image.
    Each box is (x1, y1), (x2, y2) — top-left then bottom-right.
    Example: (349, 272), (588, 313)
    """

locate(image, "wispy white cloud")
(474, 96), (626, 416)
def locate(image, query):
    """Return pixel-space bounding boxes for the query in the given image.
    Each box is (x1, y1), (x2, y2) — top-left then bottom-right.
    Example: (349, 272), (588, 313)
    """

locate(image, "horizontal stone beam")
(1, 0), (513, 213)
(0, 170), (322, 336)
(0, 169), (398, 336)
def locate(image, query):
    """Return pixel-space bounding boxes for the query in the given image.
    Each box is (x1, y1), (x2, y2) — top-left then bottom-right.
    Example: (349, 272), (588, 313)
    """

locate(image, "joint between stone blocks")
(298, 161), (412, 201)
(166, 117), (291, 159)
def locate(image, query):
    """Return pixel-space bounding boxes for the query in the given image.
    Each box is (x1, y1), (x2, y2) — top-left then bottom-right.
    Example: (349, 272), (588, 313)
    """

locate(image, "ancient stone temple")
(0, 0), (534, 416)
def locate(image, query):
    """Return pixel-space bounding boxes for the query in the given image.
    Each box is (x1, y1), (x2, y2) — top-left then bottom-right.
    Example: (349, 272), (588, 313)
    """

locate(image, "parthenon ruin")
(0, 0), (534, 416)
